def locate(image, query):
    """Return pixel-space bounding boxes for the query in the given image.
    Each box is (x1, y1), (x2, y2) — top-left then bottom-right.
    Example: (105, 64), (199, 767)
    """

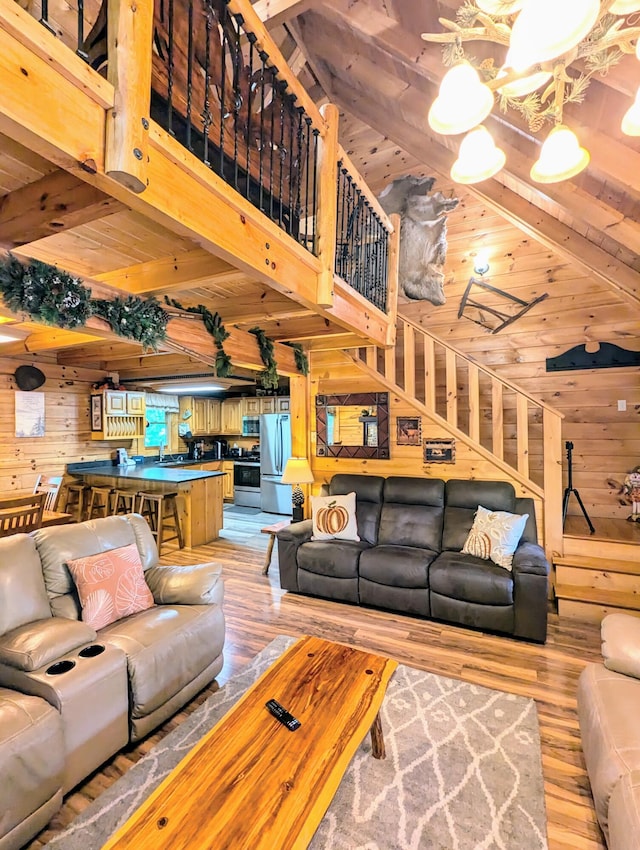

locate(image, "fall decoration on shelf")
(0, 254), (91, 329)
(164, 298), (232, 377)
(249, 326), (279, 390)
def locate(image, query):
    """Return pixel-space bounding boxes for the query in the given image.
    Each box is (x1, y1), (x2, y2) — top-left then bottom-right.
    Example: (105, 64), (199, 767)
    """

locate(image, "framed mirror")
(315, 392), (389, 459)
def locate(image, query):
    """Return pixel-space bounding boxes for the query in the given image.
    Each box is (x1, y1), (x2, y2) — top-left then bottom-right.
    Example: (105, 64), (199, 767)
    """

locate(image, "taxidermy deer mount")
(378, 176), (459, 305)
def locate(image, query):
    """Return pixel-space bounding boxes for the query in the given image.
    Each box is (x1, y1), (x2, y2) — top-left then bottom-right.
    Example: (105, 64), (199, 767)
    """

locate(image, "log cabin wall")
(338, 114), (640, 523)
(0, 355), (124, 492)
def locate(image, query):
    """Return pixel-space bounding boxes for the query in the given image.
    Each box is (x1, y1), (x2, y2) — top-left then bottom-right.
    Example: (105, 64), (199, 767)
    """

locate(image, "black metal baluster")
(167, 0), (174, 135)
(363, 200), (371, 301)
(76, 0), (88, 59)
(219, 15), (228, 179)
(185, 0), (193, 147)
(311, 127), (319, 254)
(294, 107), (304, 244)
(268, 67), (277, 222)
(303, 117), (312, 251)
(277, 81), (287, 230)
(345, 175), (354, 286)
(232, 13), (243, 191)
(287, 95), (296, 235)
(246, 33), (256, 201)
(202, 5), (213, 166)
(375, 216), (382, 308)
(39, 0), (56, 34)
(339, 168), (348, 280)
(258, 50), (268, 212)
(382, 223), (389, 310)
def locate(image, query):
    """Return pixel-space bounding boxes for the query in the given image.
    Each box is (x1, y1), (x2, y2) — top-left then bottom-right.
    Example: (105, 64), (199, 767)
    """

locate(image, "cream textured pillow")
(461, 505), (528, 570)
(311, 492), (360, 541)
(67, 543), (155, 630)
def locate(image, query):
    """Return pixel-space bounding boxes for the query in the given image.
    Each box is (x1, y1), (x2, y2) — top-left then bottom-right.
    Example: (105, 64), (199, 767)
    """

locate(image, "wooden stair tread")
(554, 554), (640, 574)
(555, 583), (640, 610)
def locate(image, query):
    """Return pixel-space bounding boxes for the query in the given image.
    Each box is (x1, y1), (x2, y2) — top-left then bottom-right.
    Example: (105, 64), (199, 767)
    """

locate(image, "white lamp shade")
(622, 87), (640, 136)
(428, 62), (494, 135)
(281, 457), (314, 485)
(637, 37), (640, 60)
(497, 56), (551, 98)
(476, 0), (524, 14)
(509, 0), (600, 72)
(610, 0), (640, 12)
(450, 126), (506, 184)
(530, 124), (590, 183)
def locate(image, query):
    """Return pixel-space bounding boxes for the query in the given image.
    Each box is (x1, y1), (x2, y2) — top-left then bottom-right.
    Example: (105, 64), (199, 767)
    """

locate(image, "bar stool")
(136, 491), (183, 553)
(87, 486), (114, 519)
(62, 483), (89, 523)
(111, 489), (138, 516)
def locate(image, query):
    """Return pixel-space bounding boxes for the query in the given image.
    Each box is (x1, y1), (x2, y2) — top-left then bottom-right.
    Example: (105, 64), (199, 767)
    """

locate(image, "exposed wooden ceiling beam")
(253, 0), (315, 28)
(326, 77), (640, 308)
(0, 169), (124, 249)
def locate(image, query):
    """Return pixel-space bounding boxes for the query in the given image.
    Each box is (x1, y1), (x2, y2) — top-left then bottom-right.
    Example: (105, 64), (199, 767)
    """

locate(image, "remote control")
(265, 698), (301, 731)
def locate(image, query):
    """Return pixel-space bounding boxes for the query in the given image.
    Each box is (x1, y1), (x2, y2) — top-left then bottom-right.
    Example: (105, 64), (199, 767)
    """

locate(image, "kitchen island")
(67, 462), (226, 547)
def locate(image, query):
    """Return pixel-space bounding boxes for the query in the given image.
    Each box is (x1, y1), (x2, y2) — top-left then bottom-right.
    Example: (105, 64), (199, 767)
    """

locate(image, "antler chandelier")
(422, 0), (640, 184)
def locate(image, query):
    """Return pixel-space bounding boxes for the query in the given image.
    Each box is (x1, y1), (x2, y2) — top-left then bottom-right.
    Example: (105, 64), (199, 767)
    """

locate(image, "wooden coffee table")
(101, 636), (397, 850)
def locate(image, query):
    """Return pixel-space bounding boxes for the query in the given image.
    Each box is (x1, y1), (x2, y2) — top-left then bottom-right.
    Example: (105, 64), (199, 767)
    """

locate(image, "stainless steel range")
(233, 461), (261, 508)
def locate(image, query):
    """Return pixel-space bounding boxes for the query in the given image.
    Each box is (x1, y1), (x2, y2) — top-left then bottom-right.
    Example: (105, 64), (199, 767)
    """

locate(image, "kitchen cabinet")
(208, 399), (221, 433)
(260, 397), (275, 414)
(193, 398), (209, 434)
(184, 398), (222, 435)
(222, 461), (235, 500)
(222, 398), (243, 434)
(91, 391), (146, 440)
(276, 396), (290, 413)
(243, 397), (261, 416)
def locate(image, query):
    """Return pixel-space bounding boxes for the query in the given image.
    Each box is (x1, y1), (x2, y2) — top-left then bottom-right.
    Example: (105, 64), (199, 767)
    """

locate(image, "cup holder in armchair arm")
(78, 643), (106, 658)
(0, 618), (97, 675)
(511, 542), (550, 643)
(46, 659), (76, 675)
(277, 520), (314, 592)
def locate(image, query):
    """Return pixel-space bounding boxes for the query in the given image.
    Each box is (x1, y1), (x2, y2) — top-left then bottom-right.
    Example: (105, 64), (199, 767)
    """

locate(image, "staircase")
(346, 316), (565, 557)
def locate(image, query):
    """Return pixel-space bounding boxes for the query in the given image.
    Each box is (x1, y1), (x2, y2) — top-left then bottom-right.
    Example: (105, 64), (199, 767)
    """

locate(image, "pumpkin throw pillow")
(461, 505), (528, 571)
(66, 543), (154, 631)
(311, 492), (360, 541)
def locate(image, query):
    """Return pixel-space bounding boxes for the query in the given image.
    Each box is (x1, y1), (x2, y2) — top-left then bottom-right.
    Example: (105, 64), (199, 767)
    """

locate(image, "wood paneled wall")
(0, 356), (124, 491)
(338, 113), (640, 521)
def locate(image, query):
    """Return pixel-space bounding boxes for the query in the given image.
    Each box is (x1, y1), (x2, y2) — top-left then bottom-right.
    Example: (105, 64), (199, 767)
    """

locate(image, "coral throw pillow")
(311, 492), (360, 541)
(66, 543), (154, 630)
(461, 505), (528, 571)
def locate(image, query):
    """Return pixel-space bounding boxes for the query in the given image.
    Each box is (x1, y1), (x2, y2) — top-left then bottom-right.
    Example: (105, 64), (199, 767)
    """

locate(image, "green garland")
(249, 327), (279, 390)
(285, 342), (309, 377)
(92, 295), (168, 350)
(0, 254), (92, 329)
(165, 297), (232, 377)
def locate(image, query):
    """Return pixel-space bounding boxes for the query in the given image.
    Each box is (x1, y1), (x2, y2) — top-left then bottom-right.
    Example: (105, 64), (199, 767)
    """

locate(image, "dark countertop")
(68, 464), (225, 484)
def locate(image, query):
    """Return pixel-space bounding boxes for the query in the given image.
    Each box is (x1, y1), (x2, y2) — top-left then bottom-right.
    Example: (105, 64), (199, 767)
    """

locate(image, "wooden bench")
(260, 519), (291, 575)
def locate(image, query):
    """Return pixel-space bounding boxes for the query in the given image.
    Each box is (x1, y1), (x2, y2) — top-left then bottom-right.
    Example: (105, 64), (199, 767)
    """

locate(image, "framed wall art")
(91, 394), (103, 431)
(396, 416), (422, 446)
(423, 438), (456, 464)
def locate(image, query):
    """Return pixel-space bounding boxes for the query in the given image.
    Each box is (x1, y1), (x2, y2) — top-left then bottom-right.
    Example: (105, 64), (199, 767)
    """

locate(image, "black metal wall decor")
(546, 342), (640, 372)
(458, 277), (548, 334)
(423, 439), (456, 464)
(316, 392), (389, 459)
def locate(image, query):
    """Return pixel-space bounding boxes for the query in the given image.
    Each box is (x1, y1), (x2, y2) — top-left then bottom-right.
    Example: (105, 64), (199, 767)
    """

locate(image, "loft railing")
(335, 149), (391, 312)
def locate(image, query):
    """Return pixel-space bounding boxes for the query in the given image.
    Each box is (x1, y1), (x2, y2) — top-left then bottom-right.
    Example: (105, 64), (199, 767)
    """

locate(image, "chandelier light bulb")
(621, 87), (640, 136)
(473, 249), (491, 276)
(476, 0), (524, 13)
(428, 62), (494, 135)
(509, 0), (600, 72)
(450, 126), (506, 184)
(609, 0), (640, 12)
(530, 124), (590, 183)
(497, 59), (552, 98)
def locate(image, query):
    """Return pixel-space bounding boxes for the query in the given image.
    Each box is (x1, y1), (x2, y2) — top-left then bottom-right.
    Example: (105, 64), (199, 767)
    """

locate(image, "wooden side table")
(260, 520), (290, 575)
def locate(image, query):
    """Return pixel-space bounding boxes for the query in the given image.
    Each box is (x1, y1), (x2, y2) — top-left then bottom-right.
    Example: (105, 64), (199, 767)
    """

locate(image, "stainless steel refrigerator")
(260, 413), (292, 514)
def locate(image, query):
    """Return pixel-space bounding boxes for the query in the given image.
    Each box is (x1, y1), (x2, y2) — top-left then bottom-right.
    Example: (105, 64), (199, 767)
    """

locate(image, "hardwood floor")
(27, 506), (606, 850)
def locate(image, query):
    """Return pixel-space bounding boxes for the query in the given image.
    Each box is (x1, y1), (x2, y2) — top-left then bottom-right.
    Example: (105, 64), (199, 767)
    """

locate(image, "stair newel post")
(403, 322), (415, 397)
(316, 103), (339, 308)
(468, 362), (480, 443)
(385, 213), (401, 346)
(423, 334), (436, 412)
(491, 379), (504, 459)
(516, 395), (530, 479)
(105, 0), (154, 193)
(543, 407), (564, 561)
(445, 348), (458, 428)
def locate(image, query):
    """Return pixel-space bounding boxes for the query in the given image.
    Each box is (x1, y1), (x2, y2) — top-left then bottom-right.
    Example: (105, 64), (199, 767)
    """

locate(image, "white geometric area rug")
(45, 635), (547, 850)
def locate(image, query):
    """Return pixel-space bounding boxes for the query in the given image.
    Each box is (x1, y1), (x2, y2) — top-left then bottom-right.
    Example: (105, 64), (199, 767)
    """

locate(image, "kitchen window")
(145, 407), (167, 448)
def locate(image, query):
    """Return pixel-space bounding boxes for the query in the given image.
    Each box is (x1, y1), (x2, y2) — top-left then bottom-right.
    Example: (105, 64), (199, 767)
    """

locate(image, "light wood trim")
(329, 277), (392, 347)
(94, 249), (236, 294)
(385, 213), (400, 346)
(384, 345), (395, 383)
(226, 0), (326, 133)
(445, 348), (457, 428)
(105, 0), (153, 193)
(554, 555), (640, 574)
(516, 394), (529, 479)
(336, 146), (394, 231)
(365, 346), (376, 370)
(543, 407), (564, 559)
(555, 584), (640, 611)
(423, 333), (435, 411)
(316, 103), (339, 307)
(253, 0), (314, 27)
(468, 362), (480, 443)
(403, 322), (415, 398)
(0, 0), (114, 109)
(491, 379), (504, 460)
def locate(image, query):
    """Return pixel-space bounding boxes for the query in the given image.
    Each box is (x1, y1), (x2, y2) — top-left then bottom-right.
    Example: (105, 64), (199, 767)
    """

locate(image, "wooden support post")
(516, 395), (529, 479)
(385, 213), (400, 347)
(423, 334), (435, 412)
(316, 103), (340, 307)
(384, 345), (396, 384)
(491, 380), (504, 460)
(403, 322), (415, 398)
(105, 0), (154, 193)
(468, 362), (480, 443)
(289, 373), (311, 513)
(365, 346), (377, 370)
(543, 408), (564, 561)
(445, 348), (457, 428)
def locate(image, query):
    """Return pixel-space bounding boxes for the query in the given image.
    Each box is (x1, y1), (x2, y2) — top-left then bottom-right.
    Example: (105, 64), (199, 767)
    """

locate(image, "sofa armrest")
(511, 542), (550, 576)
(144, 563), (224, 606)
(277, 520), (313, 591)
(0, 618), (96, 672)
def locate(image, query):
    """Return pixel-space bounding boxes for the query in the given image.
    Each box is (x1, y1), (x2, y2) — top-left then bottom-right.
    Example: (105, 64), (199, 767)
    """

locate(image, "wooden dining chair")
(0, 493), (46, 537)
(34, 475), (63, 512)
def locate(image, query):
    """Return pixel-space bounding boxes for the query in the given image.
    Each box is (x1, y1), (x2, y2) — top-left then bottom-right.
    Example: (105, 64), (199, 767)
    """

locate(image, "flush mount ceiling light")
(422, 0), (640, 183)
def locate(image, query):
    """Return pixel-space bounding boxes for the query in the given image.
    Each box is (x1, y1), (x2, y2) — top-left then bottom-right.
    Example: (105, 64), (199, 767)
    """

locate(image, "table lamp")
(281, 457), (314, 522)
